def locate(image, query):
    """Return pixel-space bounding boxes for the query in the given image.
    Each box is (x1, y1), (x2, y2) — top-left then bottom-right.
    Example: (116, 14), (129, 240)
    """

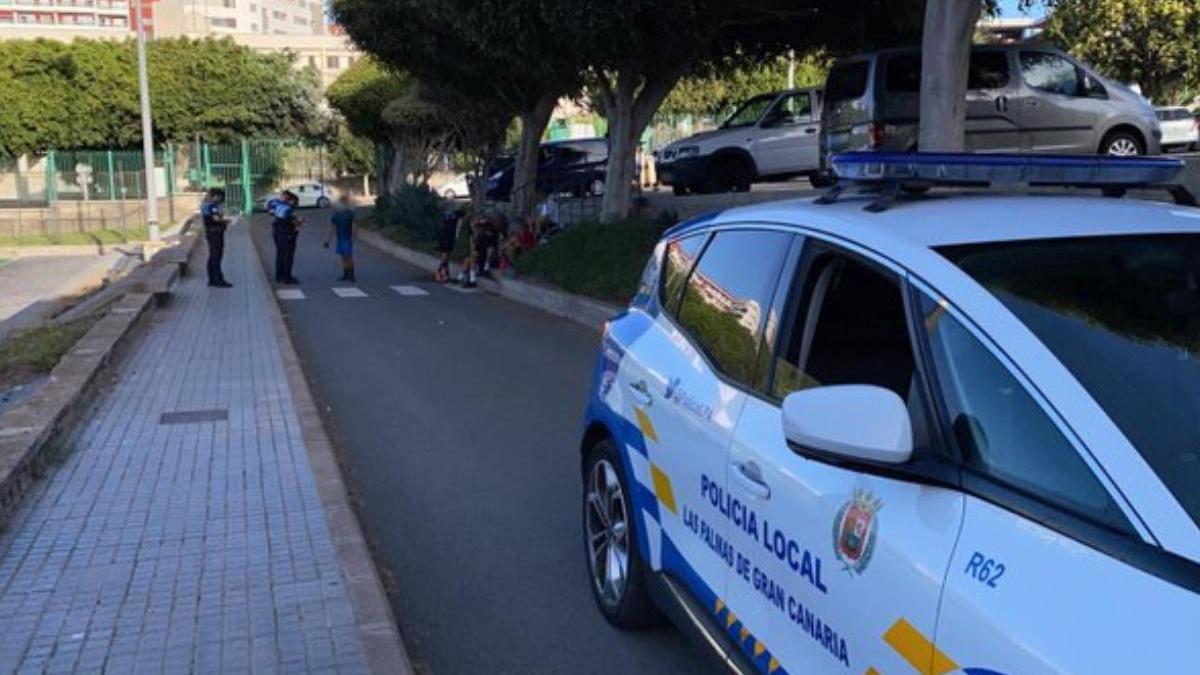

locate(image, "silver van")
(819, 46), (1162, 172)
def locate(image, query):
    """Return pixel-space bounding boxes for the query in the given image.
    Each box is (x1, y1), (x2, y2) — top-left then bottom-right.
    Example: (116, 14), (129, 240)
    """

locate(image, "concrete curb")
(0, 213), (200, 522)
(0, 291), (154, 521)
(255, 223), (414, 675)
(357, 228), (620, 331)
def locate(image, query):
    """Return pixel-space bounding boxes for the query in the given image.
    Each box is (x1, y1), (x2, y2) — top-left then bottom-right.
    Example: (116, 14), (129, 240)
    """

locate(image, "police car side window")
(918, 293), (1132, 533)
(660, 234), (707, 313)
(674, 230), (790, 386)
(771, 253), (932, 451)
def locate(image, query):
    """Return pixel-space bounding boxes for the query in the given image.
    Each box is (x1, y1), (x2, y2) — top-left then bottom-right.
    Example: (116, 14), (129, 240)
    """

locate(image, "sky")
(996, 0), (1047, 18)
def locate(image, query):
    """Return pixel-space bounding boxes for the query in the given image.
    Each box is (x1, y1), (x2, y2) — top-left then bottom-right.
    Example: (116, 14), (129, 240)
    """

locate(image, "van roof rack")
(817, 152), (1199, 212)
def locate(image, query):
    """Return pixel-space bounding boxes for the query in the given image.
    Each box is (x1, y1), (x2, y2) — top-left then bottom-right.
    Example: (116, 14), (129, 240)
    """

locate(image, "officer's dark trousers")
(205, 227), (225, 284)
(272, 222), (295, 282)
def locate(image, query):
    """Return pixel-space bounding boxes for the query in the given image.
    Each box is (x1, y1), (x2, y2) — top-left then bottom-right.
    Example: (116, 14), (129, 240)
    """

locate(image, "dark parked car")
(486, 138), (608, 201)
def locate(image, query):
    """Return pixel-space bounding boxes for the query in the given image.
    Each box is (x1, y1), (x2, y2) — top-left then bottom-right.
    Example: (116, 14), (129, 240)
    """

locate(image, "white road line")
(443, 284), (480, 294)
(332, 287), (369, 298)
(276, 289), (306, 300)
(390, 285), (429, 297)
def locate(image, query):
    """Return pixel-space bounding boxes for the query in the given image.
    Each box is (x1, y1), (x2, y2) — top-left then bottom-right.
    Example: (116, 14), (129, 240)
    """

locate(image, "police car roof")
(686, 193), (1200, 251)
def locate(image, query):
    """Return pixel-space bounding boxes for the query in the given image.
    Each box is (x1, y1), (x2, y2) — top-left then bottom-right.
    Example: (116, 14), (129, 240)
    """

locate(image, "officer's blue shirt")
(201, 200), (224, 229)
(268, 199), (294, 220)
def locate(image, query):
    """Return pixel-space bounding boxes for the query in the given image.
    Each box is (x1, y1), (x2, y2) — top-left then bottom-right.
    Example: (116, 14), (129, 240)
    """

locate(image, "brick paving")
(0, 223), (368, 674)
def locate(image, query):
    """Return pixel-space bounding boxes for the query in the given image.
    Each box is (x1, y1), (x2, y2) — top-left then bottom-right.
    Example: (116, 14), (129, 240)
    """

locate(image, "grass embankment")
(365, 211), (666, 306)
(0, 319), (97, 389)
(0, 227), (151, 247)
(513, 218), (667, 305)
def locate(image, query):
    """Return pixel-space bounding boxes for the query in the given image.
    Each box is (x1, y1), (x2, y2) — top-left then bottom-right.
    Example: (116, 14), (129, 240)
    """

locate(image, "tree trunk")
(918, 0), (984, 152)
(511, 94), (557, 218)
(387, 135), (407, 194)
(601, 69), (682, 221)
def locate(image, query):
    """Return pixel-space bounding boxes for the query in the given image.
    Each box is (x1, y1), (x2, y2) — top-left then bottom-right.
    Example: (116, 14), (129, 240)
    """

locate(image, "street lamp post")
(134, 0), (159, 240)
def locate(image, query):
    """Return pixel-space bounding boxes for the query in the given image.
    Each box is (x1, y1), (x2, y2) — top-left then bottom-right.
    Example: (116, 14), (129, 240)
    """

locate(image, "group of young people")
(199, 187), (357, 289)
(434, 200), (561, 288)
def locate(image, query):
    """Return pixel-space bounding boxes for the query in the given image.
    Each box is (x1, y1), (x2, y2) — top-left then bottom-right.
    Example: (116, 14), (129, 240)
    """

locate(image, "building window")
(250, 22), (257, 31)
(248, 2), (255, 9)
(325, 55), (340, 69)
(220, 0), (234, 7)
(307, 55), (316, 68)
(347, 56), (355, 65)
(209, 16), (235, 27)
(271, 9), (284, 18)
(293, 15), (306, 24)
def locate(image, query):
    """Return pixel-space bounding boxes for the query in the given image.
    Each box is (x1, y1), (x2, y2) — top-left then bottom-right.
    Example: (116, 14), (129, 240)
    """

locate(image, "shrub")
(374, 184), (444, 244)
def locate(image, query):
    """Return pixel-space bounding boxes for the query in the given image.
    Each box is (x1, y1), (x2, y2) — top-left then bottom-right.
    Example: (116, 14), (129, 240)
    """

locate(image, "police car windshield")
(722, 94), (776, 128)
(939, 234), (1200, 529)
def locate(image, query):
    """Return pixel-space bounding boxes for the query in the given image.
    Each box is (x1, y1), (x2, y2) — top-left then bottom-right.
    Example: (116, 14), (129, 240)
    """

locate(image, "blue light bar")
(830, 151), (1185, 187)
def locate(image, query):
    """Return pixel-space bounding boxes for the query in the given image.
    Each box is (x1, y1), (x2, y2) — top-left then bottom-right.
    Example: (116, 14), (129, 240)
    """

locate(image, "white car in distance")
(1156, 107), (1199, 152)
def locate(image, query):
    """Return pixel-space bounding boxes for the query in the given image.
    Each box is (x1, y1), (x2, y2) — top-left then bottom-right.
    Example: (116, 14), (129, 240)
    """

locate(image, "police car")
(579, 153), (1200, 674)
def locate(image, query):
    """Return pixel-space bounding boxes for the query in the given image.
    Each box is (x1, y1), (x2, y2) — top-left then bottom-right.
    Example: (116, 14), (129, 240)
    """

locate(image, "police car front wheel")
(583, 439), (662, 629)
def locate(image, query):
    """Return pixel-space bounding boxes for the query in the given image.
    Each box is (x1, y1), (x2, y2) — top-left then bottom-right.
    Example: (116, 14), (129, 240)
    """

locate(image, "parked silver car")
(819, 46), (1162, 174)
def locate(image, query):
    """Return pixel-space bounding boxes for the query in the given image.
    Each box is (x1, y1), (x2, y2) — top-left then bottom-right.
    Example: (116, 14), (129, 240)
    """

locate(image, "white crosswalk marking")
(390, 285), (430, 297)
(276, 289), (306, 300)
(332, 287), (369, 298)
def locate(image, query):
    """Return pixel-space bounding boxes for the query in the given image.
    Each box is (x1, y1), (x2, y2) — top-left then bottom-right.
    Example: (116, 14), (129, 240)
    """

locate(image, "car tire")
(316, 196), (331, 208)
(710, 156), (752, 193)
(1100, 130), (1145, 157)
(671, 184), (690, 197)
(442, 189), (456, 200)
(583, 438), (662, 630)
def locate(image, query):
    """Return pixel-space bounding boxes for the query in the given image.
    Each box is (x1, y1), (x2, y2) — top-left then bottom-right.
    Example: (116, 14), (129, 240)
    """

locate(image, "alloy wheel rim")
(586, 458), (630, 606)
(1108, 138), (1139, 156)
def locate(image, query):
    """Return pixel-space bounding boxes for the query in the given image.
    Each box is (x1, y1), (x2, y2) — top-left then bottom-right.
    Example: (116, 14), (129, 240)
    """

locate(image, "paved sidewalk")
(0, 223), (370, 674)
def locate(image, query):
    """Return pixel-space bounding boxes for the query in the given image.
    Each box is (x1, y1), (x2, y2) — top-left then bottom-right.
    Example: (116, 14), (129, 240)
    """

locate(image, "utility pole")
(134, 0), (159, 240)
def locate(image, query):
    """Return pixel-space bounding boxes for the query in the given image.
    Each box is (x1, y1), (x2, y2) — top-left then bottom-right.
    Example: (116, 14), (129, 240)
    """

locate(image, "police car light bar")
(822, 151), (1198, 211)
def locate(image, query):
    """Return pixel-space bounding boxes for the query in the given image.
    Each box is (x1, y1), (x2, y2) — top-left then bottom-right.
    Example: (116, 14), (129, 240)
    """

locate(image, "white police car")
(579, 153), (1200, 674)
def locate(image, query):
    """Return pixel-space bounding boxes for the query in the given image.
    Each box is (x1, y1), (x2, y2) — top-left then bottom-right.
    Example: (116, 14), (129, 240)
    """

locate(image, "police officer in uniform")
(269, 190), (301, 284)
(201, 188), (232, 288)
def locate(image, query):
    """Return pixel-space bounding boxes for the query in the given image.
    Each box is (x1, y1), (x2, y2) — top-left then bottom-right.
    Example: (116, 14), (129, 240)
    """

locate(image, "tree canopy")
(0, 37), (324, 157)
(659, 52), (831, 120)
(1043, 0), (1200, 104)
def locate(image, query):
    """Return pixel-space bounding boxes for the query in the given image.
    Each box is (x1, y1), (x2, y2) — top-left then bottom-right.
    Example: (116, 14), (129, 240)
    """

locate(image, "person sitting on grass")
(324, 194), (356, 282)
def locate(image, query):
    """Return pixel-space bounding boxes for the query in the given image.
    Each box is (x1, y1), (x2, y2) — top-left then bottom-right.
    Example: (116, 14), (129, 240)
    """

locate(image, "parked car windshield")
(939, 234), (1200, 529)
(722, 94), (776, 128)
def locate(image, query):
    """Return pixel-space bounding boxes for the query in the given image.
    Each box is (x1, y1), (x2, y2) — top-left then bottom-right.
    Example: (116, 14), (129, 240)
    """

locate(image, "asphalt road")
(249, 213), (715, 675)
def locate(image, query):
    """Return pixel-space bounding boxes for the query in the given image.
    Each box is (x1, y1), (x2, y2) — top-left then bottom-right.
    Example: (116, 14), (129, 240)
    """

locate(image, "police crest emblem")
(832, 488), (883, 575)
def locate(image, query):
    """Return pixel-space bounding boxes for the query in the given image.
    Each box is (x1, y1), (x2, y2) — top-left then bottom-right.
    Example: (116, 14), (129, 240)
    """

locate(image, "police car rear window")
(939, 234), (1200, 530)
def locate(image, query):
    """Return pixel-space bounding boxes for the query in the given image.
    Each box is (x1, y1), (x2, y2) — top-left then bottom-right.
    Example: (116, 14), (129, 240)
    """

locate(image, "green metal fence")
(1, 139), (339, 214)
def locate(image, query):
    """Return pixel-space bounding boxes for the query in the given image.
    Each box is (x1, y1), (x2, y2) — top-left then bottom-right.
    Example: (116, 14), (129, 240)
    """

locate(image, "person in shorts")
(324, 194), (356, 282)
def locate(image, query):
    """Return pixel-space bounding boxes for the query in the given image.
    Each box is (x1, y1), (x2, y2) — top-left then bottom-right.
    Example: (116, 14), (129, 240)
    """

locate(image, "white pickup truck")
(655, 88), (824, 195)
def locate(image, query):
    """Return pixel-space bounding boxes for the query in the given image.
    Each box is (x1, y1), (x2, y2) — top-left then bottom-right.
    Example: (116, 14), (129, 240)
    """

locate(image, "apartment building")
(152, 0), (325, 37)
(0, 0), (132, 38)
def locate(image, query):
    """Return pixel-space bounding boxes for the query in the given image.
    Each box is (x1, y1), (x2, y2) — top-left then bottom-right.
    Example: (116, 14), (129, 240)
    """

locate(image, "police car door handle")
(732, 461), (771, 500)
(628, 379), (653, 406)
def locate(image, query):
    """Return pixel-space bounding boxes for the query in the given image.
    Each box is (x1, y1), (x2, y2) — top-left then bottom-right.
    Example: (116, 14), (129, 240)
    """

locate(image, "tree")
(326, 56), (412, 143)
(0, 37), (325, 156)
(659, 52), (830, 120)
(1043, 0), (1200, 104)
(332, 0), (579, 217)
(560, 0), (921, 220)
(917, 0), (985, 152)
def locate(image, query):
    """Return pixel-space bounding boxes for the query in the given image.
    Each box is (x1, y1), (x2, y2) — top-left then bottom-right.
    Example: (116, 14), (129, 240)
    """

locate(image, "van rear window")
(885, 54), (921, 93)
(826, 61), (869, 103)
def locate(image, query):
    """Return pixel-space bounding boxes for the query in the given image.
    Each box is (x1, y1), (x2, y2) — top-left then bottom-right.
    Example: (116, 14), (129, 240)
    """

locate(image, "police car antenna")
(819, 152), (1200, 212)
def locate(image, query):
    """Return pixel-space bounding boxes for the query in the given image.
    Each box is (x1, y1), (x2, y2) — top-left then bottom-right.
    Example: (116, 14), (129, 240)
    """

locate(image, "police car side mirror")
(781, 385), (913, 465)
